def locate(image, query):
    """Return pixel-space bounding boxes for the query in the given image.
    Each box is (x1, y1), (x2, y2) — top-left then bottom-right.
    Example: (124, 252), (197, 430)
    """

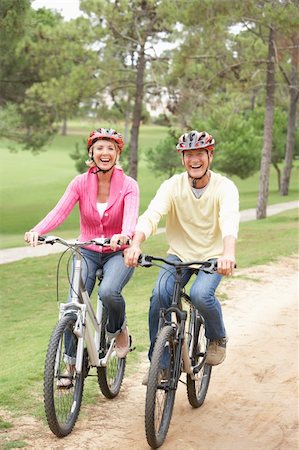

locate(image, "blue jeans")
(77, 248), (134, 336)
(148, 254), (226, 364)
(64, 248), (134, 364)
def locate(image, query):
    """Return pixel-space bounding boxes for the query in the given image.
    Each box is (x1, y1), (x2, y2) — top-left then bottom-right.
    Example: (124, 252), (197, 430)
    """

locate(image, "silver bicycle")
(40, 235), (131, 437)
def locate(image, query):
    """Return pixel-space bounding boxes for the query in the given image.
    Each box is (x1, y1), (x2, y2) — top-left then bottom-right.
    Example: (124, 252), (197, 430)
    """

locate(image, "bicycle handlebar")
(137, 254), (218, 274)
(38, 235), (131, 247)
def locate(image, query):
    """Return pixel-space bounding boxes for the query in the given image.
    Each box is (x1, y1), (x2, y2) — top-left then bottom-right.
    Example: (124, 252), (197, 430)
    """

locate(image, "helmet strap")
(91, 164), (116, 174)
(188, 168), (209, 187)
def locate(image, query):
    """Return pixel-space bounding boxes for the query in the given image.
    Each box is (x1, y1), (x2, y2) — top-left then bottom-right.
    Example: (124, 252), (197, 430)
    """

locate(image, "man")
(124, 130), (239, 383)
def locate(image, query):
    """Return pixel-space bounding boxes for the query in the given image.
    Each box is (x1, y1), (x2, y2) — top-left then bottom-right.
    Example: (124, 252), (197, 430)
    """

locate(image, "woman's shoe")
(57, 364), (75, 388)
(115, 326), (130, 358)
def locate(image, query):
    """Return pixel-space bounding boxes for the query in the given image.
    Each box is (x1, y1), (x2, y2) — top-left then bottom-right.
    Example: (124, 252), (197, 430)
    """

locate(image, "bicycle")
(40, 235), (132, 437)
(138, 254), (216, 449)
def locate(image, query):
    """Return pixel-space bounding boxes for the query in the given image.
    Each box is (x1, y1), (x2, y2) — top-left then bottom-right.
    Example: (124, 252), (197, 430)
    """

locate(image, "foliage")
(0, 5), (98, 150)
(146, 128), (182, 177)
(1, 0), (298, 195)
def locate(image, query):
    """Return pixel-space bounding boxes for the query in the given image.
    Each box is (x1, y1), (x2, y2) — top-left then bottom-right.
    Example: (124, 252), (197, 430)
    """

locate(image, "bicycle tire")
(97, 308), (126, 398)
(44, 314), (85, 437)
(186, 315), (212, 408)
(145, 325), (177, 449)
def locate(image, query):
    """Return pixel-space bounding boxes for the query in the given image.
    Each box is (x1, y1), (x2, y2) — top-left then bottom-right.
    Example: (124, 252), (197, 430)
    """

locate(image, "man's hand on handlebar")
(217, 255), (236, 276)
(123, 243), (142, 267)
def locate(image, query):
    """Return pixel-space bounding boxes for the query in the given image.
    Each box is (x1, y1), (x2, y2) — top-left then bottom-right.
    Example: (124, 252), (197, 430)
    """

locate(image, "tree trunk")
(280, 34), (299, 196)
(124, 111), (130, 144)
(256, 27), (276, 219)
(61, 117), (67, 135)
(272, 162), (281, 191)
(129, 42), (146, 180)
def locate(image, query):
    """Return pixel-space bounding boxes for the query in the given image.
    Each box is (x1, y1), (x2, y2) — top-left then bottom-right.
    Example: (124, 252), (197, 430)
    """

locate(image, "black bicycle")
(139, 254), (215, 448)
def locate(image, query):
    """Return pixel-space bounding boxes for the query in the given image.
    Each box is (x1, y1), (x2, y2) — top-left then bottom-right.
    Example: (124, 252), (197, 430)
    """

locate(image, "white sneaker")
(57, 365), (75, 388)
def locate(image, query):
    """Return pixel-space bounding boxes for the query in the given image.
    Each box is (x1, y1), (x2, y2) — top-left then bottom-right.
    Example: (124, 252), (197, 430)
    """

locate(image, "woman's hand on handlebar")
(24, 231), (39, 247)
(110, 234), (130, 251)
(123, 243), (142, 267)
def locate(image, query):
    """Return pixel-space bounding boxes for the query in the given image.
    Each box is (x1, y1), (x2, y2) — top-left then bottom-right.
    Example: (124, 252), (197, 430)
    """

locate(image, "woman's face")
(90, 139), (120, 171)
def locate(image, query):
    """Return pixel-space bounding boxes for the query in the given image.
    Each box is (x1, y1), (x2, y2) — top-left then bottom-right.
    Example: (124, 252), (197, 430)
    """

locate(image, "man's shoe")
(57, 365), (75, 388)
(115, 326), (130, 358)
(205, 338), (227, 366)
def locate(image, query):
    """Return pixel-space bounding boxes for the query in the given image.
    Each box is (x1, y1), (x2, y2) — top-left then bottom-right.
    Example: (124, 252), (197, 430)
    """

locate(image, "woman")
(25, 127), (139, 362)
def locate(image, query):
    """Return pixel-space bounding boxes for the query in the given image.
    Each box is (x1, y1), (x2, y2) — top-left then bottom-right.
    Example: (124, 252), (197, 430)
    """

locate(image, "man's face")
(181, 148), (213, 178)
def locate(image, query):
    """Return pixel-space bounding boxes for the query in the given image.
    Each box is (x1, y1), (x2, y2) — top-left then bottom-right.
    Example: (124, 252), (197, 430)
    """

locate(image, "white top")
(97, 202), (108, 217)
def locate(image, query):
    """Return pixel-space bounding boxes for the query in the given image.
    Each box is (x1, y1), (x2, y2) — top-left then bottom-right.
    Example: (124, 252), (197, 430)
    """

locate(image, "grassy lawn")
(1, 122), (299, 249)
(0, 209), (298, 421)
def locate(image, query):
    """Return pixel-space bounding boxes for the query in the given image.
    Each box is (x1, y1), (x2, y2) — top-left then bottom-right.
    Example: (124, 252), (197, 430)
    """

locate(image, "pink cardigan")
(32, 167), (139, 253)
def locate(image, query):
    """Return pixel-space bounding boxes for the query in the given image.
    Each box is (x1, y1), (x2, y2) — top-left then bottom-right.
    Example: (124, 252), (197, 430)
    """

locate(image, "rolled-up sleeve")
(219, 180), (240, 239)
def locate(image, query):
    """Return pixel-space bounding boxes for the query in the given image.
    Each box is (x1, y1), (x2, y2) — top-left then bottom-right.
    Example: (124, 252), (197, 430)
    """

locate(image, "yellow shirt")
(136, 171), (240, 262)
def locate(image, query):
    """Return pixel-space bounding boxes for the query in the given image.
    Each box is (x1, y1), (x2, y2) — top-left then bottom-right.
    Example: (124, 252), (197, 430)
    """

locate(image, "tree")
(279, 31), (299, 195)
(256, 25), (276, 219)
(0, 0), (31, 106)
(163, 0), (298, 216)
(80, 0), (177, 180)
(146, 128), (181, 177)
(0, 4), (99, 150)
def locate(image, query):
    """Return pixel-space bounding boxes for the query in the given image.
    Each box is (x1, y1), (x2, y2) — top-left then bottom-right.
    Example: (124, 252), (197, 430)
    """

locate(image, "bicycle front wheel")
(145, 325), (177, 449)
(44, 314), (85, 437)
(187, 315), (212, 408)
(97, 308), (126, 398)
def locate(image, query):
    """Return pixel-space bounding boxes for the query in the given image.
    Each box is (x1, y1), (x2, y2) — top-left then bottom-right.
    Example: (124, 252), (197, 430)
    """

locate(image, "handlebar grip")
(138, 254), (153, 267)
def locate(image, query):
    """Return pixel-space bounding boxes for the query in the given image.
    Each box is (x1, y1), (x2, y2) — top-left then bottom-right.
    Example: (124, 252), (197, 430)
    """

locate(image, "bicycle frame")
(141, 255), (214, 384)
(43, 236), (118, 375)
(158, 277), (204, 388)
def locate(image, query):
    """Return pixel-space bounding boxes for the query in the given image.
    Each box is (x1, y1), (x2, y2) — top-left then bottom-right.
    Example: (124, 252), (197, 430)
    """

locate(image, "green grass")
(0, 209), (298, 419)
(1, 121), (298, 248)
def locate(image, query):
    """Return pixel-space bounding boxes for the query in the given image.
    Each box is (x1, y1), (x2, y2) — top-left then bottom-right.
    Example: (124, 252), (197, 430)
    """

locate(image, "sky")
(32, 0), (82, 20)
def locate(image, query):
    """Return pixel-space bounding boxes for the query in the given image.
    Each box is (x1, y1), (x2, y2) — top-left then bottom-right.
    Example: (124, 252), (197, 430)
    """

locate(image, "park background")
(0, 1), (298, 448)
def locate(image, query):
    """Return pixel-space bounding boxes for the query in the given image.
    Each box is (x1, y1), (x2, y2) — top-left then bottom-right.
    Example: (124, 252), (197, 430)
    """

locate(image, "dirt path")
(1, 255), (298, 449)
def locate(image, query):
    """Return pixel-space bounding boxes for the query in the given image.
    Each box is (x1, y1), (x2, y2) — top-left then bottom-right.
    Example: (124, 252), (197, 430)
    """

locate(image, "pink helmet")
(176, 130), (215, 153)
(87, 128), (124, 152)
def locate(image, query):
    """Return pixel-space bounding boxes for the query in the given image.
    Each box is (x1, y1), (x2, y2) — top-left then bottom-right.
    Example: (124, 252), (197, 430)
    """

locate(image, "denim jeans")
(148, 254), (226, 365)
(64, 248), (134, 365)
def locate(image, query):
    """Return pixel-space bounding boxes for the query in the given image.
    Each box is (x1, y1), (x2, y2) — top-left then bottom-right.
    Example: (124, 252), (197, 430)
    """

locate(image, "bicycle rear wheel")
(44, 314), (85, 437)
(97, 308), (126, 398)
(145, 325), (177, 449)
(187, 314), (212, 408)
